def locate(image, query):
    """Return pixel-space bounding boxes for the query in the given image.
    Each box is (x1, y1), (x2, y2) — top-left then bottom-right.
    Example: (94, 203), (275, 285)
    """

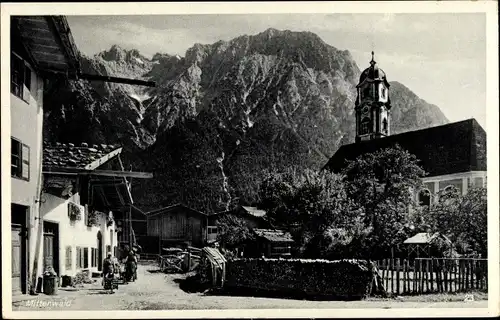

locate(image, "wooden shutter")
(21, 144), (29, 180)
(22, 65), (31, 102)
(65, 246), (72, 270)
(75, 247), (80, 268)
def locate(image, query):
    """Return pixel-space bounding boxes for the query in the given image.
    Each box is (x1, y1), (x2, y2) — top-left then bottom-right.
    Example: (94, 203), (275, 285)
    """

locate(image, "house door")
(97, 231), (103, 271)
(11, 224), (23, 295)
(12, 204), (28, 294)
(43, 222), (59, 275)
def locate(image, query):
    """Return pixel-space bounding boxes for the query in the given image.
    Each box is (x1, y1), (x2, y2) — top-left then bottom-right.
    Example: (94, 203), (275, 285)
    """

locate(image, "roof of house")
(146, 203), (207, 218)
(323, 119), (486, 177)
(253, 229), (294, 243)
(43, 142), (122, 170)
(241, 206), (267, 218)
(403, 232), (452, 245)
(12, 16), (81, 75)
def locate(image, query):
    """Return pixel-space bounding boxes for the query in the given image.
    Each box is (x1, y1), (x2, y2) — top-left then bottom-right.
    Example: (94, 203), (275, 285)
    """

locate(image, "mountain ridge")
(43, 28), (448, 213)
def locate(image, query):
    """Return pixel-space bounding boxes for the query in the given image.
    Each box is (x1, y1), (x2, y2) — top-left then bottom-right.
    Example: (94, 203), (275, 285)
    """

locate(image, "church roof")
(323, 119), (486, 177)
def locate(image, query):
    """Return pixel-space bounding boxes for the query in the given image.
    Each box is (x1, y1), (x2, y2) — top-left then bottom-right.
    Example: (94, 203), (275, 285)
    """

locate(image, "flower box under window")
(87, 211), (99, 227)
(68, 202), (82, 221)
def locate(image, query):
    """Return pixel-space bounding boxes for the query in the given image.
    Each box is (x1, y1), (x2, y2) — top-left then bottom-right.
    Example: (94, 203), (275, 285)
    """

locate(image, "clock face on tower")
(362, 106), (369, 116)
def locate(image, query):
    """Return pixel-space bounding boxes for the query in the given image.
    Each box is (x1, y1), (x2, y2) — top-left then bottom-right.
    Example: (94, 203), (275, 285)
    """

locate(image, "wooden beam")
(43, 167), (152, 178)
(77, 73), (156, 87)
(84, 147), (122, 170)
(90, 170), (152, 179)
(88, 182), (127, 188)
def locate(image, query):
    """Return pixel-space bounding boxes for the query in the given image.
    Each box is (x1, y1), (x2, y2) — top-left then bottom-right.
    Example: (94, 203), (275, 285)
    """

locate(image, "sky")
(67, 13), (487, 127)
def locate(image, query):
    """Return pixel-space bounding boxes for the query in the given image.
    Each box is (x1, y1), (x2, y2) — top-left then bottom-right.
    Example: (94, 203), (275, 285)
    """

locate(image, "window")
(360, 118), (371, 135)
(83, 248), (89, 268)
(11, 53), (31, 102)
(363, 86), (371, 99)
(207, 226), (218, 235)
(418, 189), (431, 207)
(65, 246), (73, 270)
(106, 245), (111, 255)
(91, 248), (95, 268)
(11, 138), (29, 180)
(271, 245), (291, 255)
(381, 87), (386, 99)
(382, 118), (388, 133)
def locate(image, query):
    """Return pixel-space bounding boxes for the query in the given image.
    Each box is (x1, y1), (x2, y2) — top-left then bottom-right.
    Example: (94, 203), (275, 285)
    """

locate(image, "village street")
(12, 264), (487, 311)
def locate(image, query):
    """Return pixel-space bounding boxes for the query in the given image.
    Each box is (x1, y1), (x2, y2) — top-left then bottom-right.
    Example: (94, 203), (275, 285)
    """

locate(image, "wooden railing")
(375, 258), (488, 295)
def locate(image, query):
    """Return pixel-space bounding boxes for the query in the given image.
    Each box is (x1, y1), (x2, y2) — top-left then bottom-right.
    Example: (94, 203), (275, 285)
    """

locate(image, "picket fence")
(375, 258), (488, 295)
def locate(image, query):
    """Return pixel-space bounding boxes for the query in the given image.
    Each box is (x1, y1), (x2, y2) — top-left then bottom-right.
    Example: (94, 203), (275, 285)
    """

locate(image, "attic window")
(11, 52), (31, 103)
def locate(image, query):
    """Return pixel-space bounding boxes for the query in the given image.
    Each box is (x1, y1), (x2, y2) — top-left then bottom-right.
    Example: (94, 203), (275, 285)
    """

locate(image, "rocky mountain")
(44, 28), (448, 213)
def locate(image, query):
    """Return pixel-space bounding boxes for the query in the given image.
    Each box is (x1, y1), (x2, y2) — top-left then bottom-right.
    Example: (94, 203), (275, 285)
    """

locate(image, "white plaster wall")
(416, 171), (487, 203)
(10, 64), (45, 292)
(39, 192), (118, 278)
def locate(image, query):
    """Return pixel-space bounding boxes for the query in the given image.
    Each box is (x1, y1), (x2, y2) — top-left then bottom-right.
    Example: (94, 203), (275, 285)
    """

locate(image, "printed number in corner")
(464, 294), (474, 302)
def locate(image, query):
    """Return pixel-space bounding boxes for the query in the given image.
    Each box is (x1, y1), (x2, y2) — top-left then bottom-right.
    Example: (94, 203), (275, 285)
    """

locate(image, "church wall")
(417, 171), (487, 205)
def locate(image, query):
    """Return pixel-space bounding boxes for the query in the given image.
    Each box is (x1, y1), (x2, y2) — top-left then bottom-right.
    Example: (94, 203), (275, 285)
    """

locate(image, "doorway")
(11, 204), (28, 295)
(97, 231), (103, 271)
(43, 221), (59, 275)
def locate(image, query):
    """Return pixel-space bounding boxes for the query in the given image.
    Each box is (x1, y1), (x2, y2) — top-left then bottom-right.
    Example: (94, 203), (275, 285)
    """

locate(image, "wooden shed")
(403, 232), (454, 258)
(146, 204), (210, 249)
(246, 229), (295, 258)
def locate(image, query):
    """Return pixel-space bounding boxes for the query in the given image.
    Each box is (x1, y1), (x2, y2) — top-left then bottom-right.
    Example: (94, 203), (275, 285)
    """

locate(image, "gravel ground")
(11, 264), (488, 311)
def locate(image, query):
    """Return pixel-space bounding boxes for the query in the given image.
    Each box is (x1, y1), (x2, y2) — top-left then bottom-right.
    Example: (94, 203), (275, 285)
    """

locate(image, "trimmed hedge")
(225, 258), (381, 299)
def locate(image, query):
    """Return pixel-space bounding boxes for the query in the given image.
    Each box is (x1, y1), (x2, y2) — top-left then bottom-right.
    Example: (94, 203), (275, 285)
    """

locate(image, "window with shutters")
(11, 138), (29, 180)
(65, 246), (73, 270)
(83, 247), (89, 268)
(11, 52), (31, 102)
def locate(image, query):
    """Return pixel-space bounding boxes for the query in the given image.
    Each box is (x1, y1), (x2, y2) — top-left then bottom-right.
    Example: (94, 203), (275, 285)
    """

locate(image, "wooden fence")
(375, 258), (488, 295)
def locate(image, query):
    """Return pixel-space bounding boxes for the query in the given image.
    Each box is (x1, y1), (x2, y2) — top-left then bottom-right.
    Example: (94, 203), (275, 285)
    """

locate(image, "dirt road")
(11, 264), (488, 311)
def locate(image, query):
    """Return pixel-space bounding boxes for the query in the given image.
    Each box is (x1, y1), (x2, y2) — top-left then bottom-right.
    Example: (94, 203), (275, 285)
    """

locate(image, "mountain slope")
(44, 29), (448, 213)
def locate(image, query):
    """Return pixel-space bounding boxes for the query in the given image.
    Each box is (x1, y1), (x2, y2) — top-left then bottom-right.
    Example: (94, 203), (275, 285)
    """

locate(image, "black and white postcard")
(1, 1), (498, 319)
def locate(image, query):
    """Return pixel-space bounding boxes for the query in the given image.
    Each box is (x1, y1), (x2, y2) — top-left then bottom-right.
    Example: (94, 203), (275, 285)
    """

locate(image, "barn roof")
(403, 232), (452, 245)
(323, 119), (486, 177)
(253, 229), (294, 243)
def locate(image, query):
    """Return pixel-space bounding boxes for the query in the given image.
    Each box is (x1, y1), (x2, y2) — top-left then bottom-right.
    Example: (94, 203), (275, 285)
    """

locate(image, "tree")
(216, 213), (255, 249)
(418, 186), (487, 256)
(258, 167), (369, 259)
(341, 144), (427, 258)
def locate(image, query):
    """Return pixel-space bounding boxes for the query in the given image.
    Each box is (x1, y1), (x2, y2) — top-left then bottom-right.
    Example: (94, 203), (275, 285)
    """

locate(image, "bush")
(224, 258), (382, 299)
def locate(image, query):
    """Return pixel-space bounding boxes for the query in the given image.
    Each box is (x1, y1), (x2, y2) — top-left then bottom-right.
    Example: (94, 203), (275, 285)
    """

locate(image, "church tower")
(355, 52), (392, 143)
